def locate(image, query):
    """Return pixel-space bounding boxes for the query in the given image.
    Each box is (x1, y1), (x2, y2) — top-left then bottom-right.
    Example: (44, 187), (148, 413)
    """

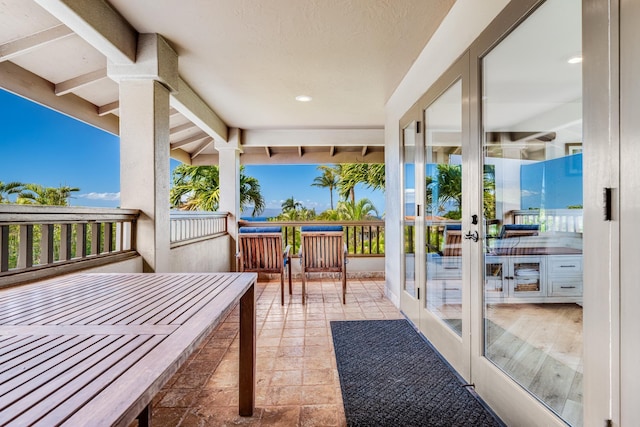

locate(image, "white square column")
(216, 128), (242, 260)
(119, 80), (171, 272)
(108, 34), (178, 272)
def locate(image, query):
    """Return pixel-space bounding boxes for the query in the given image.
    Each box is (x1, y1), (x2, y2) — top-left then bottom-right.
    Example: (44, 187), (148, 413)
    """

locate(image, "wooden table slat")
(2, 335), (160, 426)
(101, 275), (224, 325)
(0, 335), (121, 419)
(35, 336), (166, 427)
(0, 334), (61, 361)
(67, 275), (254, 427)
(0, 335), (87, 384)
(0, 272), (257, 427)
(2, 275), (163, 325)
(0, 275), (133, 323)
(58, 275), (196, 326)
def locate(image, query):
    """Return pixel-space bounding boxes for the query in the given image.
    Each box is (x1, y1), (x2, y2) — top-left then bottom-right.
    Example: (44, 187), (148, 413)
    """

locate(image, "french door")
(401, 55), (473, 380)
(400, 1), (587, 425)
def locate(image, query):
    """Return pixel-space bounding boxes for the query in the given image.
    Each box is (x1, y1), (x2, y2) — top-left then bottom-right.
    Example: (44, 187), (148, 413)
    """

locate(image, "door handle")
(464, 230), (479, 242)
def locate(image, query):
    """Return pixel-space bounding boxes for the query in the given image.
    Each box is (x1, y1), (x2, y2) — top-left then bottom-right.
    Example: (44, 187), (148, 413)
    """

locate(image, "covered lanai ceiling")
(0, 0), (455, 165)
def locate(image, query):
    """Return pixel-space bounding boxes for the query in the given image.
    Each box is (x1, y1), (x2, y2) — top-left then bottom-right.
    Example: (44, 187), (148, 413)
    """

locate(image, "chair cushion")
(300, 225), (343, 232)
(239, 226), (282, 233)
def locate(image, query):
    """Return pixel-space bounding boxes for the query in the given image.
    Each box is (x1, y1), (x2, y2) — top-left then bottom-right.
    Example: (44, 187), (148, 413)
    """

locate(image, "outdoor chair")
(299, 225), (348, 304)
(442, 224), (462, 257)
(237, 226), (291, 305)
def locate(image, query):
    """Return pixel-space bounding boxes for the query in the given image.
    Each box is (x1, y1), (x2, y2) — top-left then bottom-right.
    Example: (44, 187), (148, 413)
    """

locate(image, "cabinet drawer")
(548, 257), (582, 274)
(549, 278), (583, 296)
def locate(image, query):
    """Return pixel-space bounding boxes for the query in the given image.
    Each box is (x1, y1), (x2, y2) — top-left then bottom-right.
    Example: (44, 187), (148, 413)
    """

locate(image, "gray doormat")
(330, 319), (504, 427)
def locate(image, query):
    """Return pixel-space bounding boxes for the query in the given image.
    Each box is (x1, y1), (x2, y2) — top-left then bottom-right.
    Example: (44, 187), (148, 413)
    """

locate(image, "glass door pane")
(425, 79), (463, 336)
(481, 0), (583, 425)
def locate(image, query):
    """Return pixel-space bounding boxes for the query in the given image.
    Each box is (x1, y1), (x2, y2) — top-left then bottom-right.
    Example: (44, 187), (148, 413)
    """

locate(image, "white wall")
(169, 235), (232, 272)
(82, 256), (143, 273)
(383, 0), (510, 307)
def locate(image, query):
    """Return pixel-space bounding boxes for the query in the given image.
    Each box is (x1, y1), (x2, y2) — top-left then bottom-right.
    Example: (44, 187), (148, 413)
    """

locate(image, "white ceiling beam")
(55, 68), (108, 96)
(170, 132), (209, 150)
(98, 100), (119, 116)
(265, 147), (272, 158)
(298, 146), (304, 157)
(169, 107), (180, 118)
(170, 122), (196, 136)
(35, 0), (137, 64)
(361, 145), (368, 157)
(0, 24), (74, 62)
(0, 61), (118, 135)
(243, 128), (384, 147)
(329, 146), (336, 157)
(170, 77), (228, 142)
(191, 138), (214, 158)
(170, 148), (191, 165)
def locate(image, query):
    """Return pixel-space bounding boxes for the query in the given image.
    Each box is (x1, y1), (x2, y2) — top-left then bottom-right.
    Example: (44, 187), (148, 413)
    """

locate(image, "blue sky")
(0, 89), (385, 214)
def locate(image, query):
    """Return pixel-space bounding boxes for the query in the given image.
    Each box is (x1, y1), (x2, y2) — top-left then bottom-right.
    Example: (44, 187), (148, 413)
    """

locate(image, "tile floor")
(151, 277), (402, 426)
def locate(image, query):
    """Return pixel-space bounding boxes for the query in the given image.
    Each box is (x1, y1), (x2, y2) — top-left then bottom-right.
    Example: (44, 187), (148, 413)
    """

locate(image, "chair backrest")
(499, 224), (539, 239)
(442, 224), (462, 257)
(238, 227), (284, 273)
(300, 226), (345, 271)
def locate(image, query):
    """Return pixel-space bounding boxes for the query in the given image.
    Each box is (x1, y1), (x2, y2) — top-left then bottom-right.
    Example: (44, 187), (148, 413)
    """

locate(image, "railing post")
(104, 222), (114, 253)
(18, 224), (33, 269)
(77, 223), (87, 258)
(40, 224), (54, 265)
(91, 223), (101, 255)
(60, 223), (72, 261)
(0, 225), (8, 272)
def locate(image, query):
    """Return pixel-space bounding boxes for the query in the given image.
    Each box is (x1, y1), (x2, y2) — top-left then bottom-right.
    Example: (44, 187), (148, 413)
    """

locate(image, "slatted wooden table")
(0, 272), (257, 427)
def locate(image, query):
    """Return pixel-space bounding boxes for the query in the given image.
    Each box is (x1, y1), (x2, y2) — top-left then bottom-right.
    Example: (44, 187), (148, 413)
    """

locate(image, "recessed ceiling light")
(567, 56), (582, 64)
(295, 95), (312, 102)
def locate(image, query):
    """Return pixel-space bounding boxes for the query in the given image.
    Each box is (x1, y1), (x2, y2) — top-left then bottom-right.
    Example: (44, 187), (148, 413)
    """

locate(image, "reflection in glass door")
(481, 0), (583, 425)
(424, 80), (463, 337)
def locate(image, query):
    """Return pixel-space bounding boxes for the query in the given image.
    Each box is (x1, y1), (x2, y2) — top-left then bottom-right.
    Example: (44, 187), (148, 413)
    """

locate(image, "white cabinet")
(484, 255), (582, 303)
(547, 255), (583, 297)
(485, 256), (545, 301)
(429, 254), (583, 303)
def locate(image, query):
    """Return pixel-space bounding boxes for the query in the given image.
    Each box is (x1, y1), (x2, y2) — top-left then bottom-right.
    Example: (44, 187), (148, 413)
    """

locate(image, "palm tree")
(170, 164), (265, 215)
(0, 181), (23, 203)
(311, 165), (339, 210)
(336, 198), (379, 220)
(240, 173), (266, 216)
(17, 184), (79, 206)
(281, 196), (302, 213)
(336, 163), (385, 203)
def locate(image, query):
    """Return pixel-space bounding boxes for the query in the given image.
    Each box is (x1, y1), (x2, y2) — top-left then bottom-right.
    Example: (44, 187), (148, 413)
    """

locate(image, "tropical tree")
(0, 181), (23, 203)
(281, 196), (302, 213)
(311, 165), (339, 210)
(17, 184), (79, 206)
(336, 163), (385, 203)
(336, 198), (379, 220)
(170, 164), (265, 215)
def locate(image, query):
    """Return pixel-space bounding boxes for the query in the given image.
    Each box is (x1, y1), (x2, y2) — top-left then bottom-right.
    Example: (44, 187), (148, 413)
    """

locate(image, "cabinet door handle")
(560, 265), (576, 268)
(560, 286), (577, 289)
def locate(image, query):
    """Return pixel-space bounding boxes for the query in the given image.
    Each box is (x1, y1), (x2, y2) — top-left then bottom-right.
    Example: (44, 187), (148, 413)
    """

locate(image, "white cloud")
(77, 192), (121, 201)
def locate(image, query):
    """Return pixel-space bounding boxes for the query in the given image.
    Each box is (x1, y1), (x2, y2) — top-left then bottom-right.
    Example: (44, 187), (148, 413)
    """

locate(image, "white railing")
(511, 209), (583, 233)
(0, 205), (139, 287)
(170, 211), (228, 245)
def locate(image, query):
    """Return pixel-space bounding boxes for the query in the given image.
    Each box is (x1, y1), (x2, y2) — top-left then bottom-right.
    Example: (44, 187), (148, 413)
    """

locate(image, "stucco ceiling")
(109, 0), (455, 129)
(0, 0), (455, 164)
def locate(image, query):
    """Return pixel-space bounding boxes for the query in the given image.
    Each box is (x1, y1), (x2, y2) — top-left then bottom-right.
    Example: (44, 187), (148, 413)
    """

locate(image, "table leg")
(137, 405), (151, 427)
(239, 282), (255, 416)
